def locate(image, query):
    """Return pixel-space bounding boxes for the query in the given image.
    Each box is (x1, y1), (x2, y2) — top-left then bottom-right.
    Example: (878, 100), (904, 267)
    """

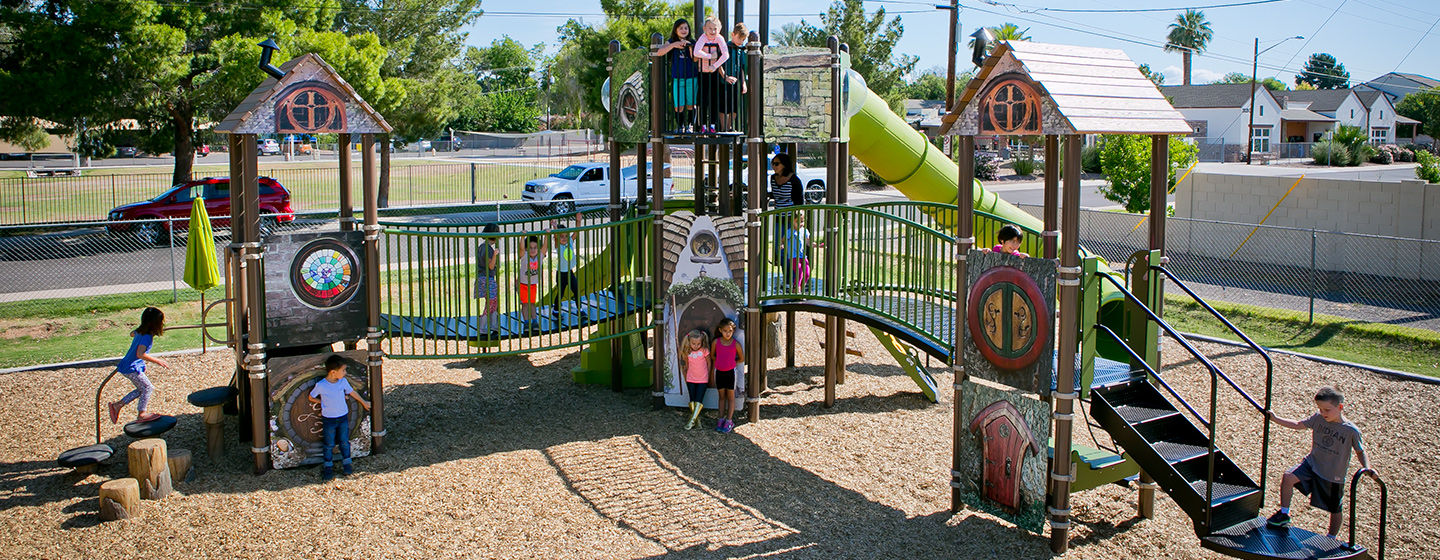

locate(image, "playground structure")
(49, 7), (1390, 559)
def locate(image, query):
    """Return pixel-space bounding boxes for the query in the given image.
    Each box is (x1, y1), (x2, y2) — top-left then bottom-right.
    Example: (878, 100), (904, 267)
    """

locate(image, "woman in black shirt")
(769, 152), (802, 208)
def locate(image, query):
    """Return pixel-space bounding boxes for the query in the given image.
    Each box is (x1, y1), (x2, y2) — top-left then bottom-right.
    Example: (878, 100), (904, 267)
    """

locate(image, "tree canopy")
(1097, 134), (1198, 213)
(899, 67), (971, 101)
(1138, 64), (1165, 87)
(1164, 9), (1211, 86)
(1213, 72), (1287, 91)
(1295, 53), (1349, 90)
(966, 23), (1031, 56)
(548, 0), (692, 124)
(1397, 87), (1440, 139)
(785, 0), (917, 96)
(451, 37), (544, 133)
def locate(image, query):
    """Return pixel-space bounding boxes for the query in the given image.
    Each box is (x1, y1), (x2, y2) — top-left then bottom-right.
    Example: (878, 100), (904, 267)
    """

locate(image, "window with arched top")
(978, 75), (1042, 135)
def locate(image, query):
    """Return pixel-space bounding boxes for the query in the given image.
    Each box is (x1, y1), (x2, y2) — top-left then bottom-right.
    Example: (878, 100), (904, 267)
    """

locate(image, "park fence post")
(169, 216), (178, 303)
(471, 163), (478, 204)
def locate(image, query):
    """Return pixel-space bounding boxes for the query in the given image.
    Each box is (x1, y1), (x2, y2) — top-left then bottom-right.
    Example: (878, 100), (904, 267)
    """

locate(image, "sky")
(461, 0), (1440, 90)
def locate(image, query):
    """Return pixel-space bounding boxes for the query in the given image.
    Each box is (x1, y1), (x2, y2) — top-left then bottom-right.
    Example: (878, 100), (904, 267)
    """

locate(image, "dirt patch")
(0, 314), (1430, 559)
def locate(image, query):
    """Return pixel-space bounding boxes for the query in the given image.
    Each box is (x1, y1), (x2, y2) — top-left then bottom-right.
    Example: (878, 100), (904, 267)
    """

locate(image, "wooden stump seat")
(127, 439), (172, 500)
(122, 415), (177, 439)
(188, 386), (235, 460)
(98, 478), (141, 521)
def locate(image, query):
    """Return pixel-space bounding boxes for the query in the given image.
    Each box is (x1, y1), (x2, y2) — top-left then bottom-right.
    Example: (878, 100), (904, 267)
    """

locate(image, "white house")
(1356, 72), (1440, 106)
(1356, 90), (1419, 144)
(1161, 84), (1282, 161)
(1272, 89), (1367, 143)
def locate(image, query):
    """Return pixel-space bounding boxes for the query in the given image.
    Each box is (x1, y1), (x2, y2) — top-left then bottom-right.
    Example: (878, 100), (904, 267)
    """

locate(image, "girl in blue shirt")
(658, 19), (697, 133)
(108, 307), (169, 424)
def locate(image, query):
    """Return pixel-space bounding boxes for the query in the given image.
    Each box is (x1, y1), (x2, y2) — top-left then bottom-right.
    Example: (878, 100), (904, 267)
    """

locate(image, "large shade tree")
(1295, 53), (1349, 90)
(1214, 72), (1287, 91)
(781, 0), (917, 96)
(1165, 9), (1212, 86)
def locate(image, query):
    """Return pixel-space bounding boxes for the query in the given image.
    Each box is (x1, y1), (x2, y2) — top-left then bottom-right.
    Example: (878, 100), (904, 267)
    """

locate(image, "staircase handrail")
(1153, 265), (1276, 503)
(1093, 324), (1210, 428)
(1348, 468), (1388, 560)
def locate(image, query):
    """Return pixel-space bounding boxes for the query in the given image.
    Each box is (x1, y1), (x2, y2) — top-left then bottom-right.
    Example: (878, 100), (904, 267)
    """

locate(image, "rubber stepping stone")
(187, 386), (237, 408)
(123, 415), (177, 438)
(57, 444), (114, 468)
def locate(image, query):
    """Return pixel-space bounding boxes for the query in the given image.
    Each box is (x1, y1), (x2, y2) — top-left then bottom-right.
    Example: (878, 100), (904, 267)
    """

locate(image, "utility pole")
(939, 1), (960, 109)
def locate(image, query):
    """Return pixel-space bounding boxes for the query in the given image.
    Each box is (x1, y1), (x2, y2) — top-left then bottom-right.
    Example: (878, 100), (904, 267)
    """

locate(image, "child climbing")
(680, 329), (711, 430)
(787, 212), (823, 293)
(307, 354), (371, 481)
(107, 307), (169, 424)
(1266, 386), (1376, 537)
(719, 22), (749, 133)
(517, 234), (547, 333)
(475, 223), (502, 339)
(692, 17), (730, 134)
(657, 19), (697, 133)
(711, 318), (744, 433)
(550, 215), (586, 324)
(990, 224), (1029, 257)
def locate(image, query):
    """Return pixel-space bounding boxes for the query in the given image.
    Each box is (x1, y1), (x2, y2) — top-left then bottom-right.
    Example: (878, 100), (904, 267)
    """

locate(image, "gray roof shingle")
(1273, 89), (1356, 112)
(1159, 84), (1274, 108)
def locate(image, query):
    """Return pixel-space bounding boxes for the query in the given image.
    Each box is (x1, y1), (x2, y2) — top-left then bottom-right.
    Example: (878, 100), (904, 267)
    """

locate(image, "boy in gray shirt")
(1266, 386), (1377, 537)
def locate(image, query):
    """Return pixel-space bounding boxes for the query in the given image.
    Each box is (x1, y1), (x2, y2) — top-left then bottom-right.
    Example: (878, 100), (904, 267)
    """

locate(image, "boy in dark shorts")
(1265, 386), (1376, 537)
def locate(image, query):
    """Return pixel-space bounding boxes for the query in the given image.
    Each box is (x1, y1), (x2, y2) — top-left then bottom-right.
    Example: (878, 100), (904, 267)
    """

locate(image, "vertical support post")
(470, 162), (478, 205)
(1050, 134), (1083, 553)
(759, 0), (769, 46)
(361, 133), (386, 454)
(241, 136), (268, 475)
(734, 0), (743, 24)
(609, 40), (624, 392)
(650, 33), (668, 410)
(836, 120), (849, 385)
(822, 36), (841, 407)
(1309, 229), (1317, 324)
(1149, 134), (1169, 253)
(951, 134), (975, 513)
(226, 133), (249, 443)
(1043, 134), (1059, 261)
(719, 144), (731, 216)
(339, 133), (354, 232)
(744, 30), (764, 422)
(719, 0), (728, 32)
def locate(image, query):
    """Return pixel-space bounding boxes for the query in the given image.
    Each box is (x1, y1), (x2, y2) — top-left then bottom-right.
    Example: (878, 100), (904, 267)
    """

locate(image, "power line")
(1275, 0), (1346, 78)
(1032, 0), (1292, 13)
(1391, 16), (1440, 73)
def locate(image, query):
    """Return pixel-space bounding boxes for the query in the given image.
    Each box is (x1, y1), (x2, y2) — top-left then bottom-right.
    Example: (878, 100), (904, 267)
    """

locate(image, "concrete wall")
(1173, 171), (1440, 280)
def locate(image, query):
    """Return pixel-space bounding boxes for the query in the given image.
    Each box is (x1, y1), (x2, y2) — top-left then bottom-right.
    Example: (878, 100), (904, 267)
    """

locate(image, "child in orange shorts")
(517, 234), (546, 333)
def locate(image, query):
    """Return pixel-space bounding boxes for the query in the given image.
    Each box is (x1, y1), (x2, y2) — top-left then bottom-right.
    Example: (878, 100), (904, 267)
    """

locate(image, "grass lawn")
(0, 160), (563, 225)
(0, 288), (225, 369)
(1163, 295), (1440, 377)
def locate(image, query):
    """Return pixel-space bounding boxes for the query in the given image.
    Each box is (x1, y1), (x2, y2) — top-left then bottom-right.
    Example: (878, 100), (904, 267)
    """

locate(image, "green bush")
(1369, 144), (1394, 164)
(1011, 156), (1037, 176)
(1417, 150), (1440, 184)
(1096, 134), (1198, 213)
(1311, 140), (1349, 166)
(1081, 144), (1103, 174)
(1353, 143), (1377, 166)
(1329, 125), (1369, 167)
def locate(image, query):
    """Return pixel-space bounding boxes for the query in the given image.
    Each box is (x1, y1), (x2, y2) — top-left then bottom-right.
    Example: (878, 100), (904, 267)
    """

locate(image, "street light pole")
(939, 1), (960, 108)
(1247, 36), (1303, 165)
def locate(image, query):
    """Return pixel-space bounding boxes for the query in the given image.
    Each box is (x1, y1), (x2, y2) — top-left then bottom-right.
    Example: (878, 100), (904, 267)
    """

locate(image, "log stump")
(127, 439), (172, 500)
(98, 478), (141, 521)
(204, 405), (225, 460)
(168, 448), (192, 482)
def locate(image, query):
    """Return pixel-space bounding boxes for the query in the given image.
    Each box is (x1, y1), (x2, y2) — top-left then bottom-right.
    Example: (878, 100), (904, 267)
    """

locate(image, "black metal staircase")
(1084, 272), (1376, 560)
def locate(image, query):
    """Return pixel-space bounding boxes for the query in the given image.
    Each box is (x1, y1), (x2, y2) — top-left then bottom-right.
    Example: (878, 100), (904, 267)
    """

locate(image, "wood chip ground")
(1, 312), (1433, 559)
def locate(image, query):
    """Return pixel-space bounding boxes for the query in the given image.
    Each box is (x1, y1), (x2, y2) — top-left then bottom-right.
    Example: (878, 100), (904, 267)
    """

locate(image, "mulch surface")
(2, 312), (1433, 559)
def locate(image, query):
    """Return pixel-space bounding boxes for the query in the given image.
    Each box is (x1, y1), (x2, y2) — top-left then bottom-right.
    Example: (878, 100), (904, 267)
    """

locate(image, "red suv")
(107, 177), (295, 245)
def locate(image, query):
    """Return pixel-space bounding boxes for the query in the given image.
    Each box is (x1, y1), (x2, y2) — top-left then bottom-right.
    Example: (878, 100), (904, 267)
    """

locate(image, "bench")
(26, 168), (83, 178)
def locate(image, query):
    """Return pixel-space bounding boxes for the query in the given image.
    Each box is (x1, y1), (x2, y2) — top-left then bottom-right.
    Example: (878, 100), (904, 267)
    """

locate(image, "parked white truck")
(522, 162), (675, 214)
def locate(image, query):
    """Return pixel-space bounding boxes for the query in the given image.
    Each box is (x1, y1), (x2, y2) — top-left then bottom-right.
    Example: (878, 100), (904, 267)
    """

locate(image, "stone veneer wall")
(762, 49), (832, 143)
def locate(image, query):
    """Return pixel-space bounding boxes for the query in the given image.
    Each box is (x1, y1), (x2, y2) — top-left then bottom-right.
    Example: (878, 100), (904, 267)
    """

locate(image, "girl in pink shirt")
(680, 329), (711, 430)
(692, 18), (730, 134)
(711, 319), (744, 433)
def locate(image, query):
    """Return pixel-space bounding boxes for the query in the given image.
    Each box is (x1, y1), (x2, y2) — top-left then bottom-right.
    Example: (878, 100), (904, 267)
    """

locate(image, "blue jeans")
(321, 415), (351, 467)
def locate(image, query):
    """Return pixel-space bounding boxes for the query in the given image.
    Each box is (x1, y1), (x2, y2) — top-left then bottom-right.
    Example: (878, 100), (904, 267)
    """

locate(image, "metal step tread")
(1114, 403), (1180, 425)
(1190, 479), (1261, 506)
(1201, 517), (1370, 560)
(1153, 441), (1209, 464)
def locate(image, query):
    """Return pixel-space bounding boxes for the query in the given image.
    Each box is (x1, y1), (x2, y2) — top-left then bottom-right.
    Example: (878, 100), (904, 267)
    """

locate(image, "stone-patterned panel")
(762, 48), (834, 143)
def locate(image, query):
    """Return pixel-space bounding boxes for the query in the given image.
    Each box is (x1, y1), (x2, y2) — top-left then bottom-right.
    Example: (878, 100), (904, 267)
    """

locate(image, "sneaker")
(723, 419), (735, 432)
(1266, 511), (1291, 528)
(322, 466), (335, 481)
(108, 402), (121, 424)
(342, 463), (353, 476)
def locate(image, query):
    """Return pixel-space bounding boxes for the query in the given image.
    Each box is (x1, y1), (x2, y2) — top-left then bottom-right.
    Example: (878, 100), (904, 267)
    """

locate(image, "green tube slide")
(847, 87), (1128, 364)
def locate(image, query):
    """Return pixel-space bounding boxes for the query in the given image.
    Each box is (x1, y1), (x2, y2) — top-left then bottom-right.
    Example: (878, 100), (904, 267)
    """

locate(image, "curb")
(1178, 331), (1440, 385)
(0, 347), (214, 376)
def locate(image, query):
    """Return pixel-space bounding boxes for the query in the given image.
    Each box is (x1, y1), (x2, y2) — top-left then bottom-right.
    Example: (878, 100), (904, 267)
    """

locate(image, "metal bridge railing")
(756, 204), (957, 352)
(379, 210), (655, 359)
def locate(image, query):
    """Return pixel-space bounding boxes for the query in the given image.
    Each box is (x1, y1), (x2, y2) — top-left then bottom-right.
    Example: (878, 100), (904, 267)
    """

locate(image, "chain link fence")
(1018, 204), (1440, 329)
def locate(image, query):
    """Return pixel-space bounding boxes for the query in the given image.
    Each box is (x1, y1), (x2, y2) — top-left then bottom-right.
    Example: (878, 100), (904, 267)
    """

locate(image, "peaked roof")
(1274, 89), (1357, 112)
(1388, 72), (1440, 88)
(1356, 90), (1384, 106)
(216, 53), (392, 134)
(1160, 84), (1276, 109)
(940, 41), (1190, 135)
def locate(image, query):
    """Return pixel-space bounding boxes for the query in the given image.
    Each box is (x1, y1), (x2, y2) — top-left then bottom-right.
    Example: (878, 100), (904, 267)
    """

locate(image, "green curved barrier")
(847, 87), (1128, 362)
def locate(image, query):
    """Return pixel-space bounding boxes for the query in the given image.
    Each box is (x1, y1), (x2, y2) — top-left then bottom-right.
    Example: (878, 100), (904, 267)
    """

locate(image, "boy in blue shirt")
(1266, 386), (1377, 537)
(308, 355), (370, 481)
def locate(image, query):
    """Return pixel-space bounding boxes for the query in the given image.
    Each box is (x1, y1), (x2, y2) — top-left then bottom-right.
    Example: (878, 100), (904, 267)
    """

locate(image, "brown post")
(226, 133), (250, 443)
(744, 30), (764, 422)
(339, 133), (354, 232)
(1043, 134), (1059, 261)
(835, 131), (849, 385)
(1050, 134), (1084, 553)
(609, 40), (624, 391)
(719, 144), (731, 216)
(951, 134), (975, 513)
(822, 36), (841, 407)
(361, 133), (386, 454)
(650, 32), (668, 411)
(241, 136), (268, 475)
(1135, 133), (1170, 518)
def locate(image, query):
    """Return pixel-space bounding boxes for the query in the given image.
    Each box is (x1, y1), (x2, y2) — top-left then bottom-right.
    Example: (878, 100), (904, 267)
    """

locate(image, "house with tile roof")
(1160, 84), (1282, 161)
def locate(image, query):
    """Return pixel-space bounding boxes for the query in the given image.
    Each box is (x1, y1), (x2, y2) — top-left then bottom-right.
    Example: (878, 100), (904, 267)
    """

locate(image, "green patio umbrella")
(183, 198), (221, 352)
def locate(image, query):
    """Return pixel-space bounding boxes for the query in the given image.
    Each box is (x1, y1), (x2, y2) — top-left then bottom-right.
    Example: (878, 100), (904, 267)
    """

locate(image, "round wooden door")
(967, 266), (1049, 370)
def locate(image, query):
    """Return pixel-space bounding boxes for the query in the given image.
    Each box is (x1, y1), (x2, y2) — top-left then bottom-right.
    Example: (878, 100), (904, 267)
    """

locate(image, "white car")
(733, 157), (828, 209)
(522, 162), (675, 215)
(257, 139), (281, 156)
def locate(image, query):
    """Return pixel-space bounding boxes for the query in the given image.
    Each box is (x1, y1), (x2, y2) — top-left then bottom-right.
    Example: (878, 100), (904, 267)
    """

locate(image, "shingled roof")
(216, 53), (391, 135)
(940, 41), (1190, 136)
(1274, 89), (1357, 113)
(1159, 84), (1277, 109)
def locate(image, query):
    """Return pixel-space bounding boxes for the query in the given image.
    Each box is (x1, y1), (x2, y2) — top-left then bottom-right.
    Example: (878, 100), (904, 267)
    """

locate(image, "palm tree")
(771, 22), (810, 47)
(966, 23), (1032, 55)
(1165, 9), (1212, 86)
